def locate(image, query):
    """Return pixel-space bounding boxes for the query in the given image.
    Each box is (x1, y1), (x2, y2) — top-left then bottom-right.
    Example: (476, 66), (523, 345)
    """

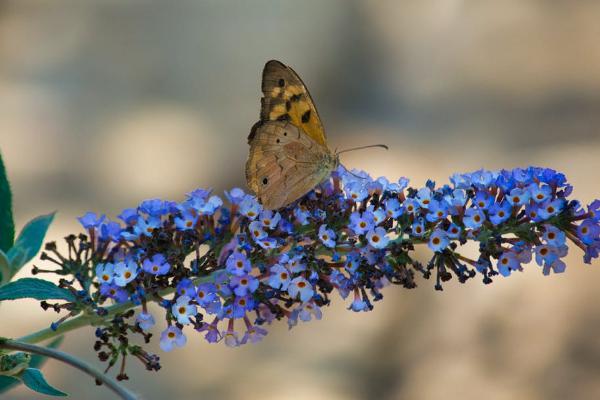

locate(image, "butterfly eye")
(262, 178), (268, 185)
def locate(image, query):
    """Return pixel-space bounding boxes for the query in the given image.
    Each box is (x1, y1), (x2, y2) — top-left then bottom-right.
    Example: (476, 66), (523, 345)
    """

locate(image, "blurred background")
(1, 1), (600, 399)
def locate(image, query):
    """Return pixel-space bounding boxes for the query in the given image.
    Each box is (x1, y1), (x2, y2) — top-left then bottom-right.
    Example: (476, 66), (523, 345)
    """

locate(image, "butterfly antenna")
(336, 144), (388, 155)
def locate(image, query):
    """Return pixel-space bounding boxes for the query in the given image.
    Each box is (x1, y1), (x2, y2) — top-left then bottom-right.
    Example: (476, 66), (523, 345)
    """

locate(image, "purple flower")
(248, 220), (267, 241)
(195, 283), (218, 307)
(160, 326), (187, 352)
(225, 187), (246, 204)
(226, 252), (251, 276)
(99, 283), (128, 303)
(230, 274), (259, 296)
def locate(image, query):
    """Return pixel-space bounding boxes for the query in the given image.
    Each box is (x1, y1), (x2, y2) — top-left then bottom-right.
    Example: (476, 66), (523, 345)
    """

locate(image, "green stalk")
(0, 338), (138, 400)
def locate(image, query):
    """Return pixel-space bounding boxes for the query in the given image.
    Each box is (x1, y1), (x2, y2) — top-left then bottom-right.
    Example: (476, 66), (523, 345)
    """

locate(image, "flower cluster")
(35, 166), (600, 379)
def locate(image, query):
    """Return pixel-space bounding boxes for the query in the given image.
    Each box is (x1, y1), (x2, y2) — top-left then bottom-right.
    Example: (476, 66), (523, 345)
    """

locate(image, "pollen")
(372, 235), (380, 243)
(124, 271), (132, 279)
(178, 306), (186, 314)
(432, 237), (440, 245)
(297, 281), (306, 288)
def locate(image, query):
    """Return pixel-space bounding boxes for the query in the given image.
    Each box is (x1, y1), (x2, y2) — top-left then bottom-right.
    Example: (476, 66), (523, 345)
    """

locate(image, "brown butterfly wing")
(246, 121), (334, 209)
(251, 60), (326, 147)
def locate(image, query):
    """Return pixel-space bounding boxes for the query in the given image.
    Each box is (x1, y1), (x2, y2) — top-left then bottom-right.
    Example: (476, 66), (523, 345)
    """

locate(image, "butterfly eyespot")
(278, 78), (285, 87)
(276, 138), (280, 143)
(262, 177), (269, 185)
(283, 132), (287, 136)
(301, 110), (311, 123)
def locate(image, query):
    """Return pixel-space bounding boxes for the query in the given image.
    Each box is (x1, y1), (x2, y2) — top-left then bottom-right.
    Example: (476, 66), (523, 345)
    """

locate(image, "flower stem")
(0, 338), (138, 400)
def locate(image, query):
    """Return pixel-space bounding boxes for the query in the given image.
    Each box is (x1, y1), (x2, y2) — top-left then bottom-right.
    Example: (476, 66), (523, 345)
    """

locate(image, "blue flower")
(99, 221), (122, 242)
(577, 219), (600, 245)
(345, 181), (368, 202)
(416, 187), (432, 208)
(136, 312), (155, 331)
(160, 326), (187, 352)
(349, 211), (374, 235)
(497, 251), (520, 277)
(297, 302), (322, 321)
(195, 283), (218, 307)
(463, 207), (486, 230)
(425, 199), (449, 222)
(542, 225), (566, 247)
(78, 212), (106, 229)
(428, 229), (449, 252)
(95, 263), (115, 285)
(139, 199), (168, 217)
(412, 217), (426, 237)
(506, 188), (530, 207)
(239, 196), (261, 220)
(293, 206), (311, 225)
(134, 217), (162, 238)
(383, 198), (403, 218)
(288, 277), (314, 302)
(142, 253), (171, 276)
(117, 208), (138, 225)
(529, 184), (552, 203)
(287, 255), (306, 273)
(259, 210), (281, 230)
(446, 223), (462, 239)
(403, 198), (421, 216)
(366, 227), (389, 249)
(345, 252), (361, 273)
(257, 237), (279, 250)
(225, 187), (246, 204)
(473, 191), (493, 210)
(248, 220), (267, 241)
(318, 224), (336, 248)
(226, 252), (252, 276)
(349, 297), (369, 312)
(171, 296), (197, 325)
(176, 278), (196, 297)
(444, 189), (468, 210)
(174, 211), (198, 231)
(230, 274), (259, 296)
(488, 201), (512, 225)
(268, 264), (291, 290)
(113, 260), (138, 287)
(537, 199), (565, 220)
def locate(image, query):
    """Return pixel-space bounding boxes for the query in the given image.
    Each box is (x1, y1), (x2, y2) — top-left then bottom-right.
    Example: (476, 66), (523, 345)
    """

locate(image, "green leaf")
(0, 250), (10, 285)
(0, 152), (14, 253)
(7, 213), (55, 275)
(0, 337), (64, 395)
(20, 368), (67, 396)
(0, 278), (75, 302)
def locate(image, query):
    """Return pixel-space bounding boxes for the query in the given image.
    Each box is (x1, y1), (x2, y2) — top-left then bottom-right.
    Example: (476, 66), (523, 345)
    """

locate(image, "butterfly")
(245, 60), (386, 210)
